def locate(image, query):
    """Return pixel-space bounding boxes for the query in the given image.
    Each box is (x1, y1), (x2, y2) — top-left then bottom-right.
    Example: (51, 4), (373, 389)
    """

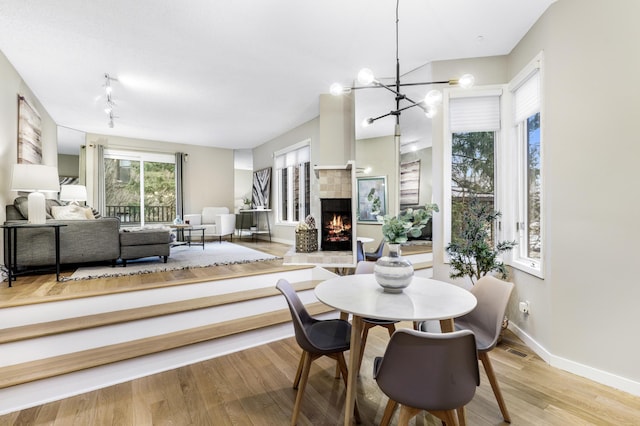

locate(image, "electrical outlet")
(519, 301), (530, 314)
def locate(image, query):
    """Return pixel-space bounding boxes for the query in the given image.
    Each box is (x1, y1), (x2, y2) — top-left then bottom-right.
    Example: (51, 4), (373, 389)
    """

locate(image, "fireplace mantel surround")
(283, 162), (357, 268)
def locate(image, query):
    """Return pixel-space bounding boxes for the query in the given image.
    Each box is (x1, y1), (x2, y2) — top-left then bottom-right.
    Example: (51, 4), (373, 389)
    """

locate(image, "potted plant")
(446, 197), (517, 284)
(374, 204), (439, 293)
(446, 197), (517, 339)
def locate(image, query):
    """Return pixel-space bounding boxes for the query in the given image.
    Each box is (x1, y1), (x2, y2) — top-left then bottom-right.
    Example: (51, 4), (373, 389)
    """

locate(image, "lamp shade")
(59, 184), (87, 202)
(11, 164), (60, 193)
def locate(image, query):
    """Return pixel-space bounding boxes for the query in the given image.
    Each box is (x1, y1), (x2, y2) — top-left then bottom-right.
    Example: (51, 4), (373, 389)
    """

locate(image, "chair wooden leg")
(291, 351), (313, 426)
(293, 352), (306, 389)
(397, 405), (422, 426)
(336, 352), (361, 424)
(456, 406), (466, 426)
(431, 409), (460, 426)
(380, 399), (397, 426)
(480, 351), (511, 423)
(357, 322), (373, 374)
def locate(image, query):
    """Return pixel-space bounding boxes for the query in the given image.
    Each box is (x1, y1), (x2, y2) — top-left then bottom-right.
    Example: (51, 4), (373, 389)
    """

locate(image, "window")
(511, 58), (543, 276)
(104, 150), (176, 226)
(445, 92), (502, 246)
(275, 141), (310, 224)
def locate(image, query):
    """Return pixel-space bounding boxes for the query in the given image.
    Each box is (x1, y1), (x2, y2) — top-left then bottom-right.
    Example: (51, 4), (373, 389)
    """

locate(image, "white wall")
(431, 0), (640, 394)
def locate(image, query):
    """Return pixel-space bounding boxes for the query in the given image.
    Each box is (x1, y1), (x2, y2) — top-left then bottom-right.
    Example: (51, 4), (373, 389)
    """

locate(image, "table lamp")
(59, 184), (87, 205)
(11, 164), (60, 224)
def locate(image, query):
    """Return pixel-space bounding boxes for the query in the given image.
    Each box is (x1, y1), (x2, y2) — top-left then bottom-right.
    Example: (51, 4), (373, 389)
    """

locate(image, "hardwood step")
(0, 280), (321, 344)
(0, 301), (334, 389)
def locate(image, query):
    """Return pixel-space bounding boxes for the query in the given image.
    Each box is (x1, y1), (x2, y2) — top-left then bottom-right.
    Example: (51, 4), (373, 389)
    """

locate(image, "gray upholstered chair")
(446, 275), (514, 423)
(354, 261), (398, 373)
(276, 279), (359, 425)
(374, 329), (480, 426)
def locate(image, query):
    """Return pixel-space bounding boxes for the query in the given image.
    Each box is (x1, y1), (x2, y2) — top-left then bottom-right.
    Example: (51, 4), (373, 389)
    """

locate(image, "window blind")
(513, 70), (540, 123)
(450, 96), (501, 132)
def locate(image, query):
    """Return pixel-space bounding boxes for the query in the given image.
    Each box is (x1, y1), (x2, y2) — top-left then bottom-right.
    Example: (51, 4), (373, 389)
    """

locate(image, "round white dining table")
(314, 274), (477, 425)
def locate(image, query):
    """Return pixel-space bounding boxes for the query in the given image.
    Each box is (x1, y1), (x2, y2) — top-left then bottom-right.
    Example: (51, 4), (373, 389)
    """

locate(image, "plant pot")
(374, 243), (414, 293)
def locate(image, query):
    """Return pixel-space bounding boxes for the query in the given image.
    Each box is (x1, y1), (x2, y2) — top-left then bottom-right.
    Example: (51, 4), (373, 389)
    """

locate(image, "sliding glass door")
(104, 150), (176, 226)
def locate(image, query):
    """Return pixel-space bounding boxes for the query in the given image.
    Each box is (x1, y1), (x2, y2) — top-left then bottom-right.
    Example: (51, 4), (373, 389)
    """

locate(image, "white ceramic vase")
(374, 243), (414, 293)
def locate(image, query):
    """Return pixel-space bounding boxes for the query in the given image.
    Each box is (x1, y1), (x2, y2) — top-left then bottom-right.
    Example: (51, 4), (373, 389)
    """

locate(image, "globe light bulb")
(357, 68), (375, 85)
(424, 90), (443, 107)
(362, 117), (374, 127)
(459, 74), (475, 89)
(330, 83), (344, 96)
(424, 106), (437, 119)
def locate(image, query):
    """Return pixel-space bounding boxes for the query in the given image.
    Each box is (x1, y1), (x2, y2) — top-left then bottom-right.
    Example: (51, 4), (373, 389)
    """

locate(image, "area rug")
(67, 241), (280, 280)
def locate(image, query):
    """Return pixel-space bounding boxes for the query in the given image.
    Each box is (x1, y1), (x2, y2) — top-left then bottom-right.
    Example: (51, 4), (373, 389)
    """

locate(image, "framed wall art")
(400, 159), (420, 206)
(252, 167), (272, 208)
(17, 95), (42, 164)
(357, 176), (387, 223)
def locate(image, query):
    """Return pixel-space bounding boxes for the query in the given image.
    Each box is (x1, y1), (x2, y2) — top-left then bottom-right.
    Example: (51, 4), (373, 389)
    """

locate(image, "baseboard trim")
(508, 322), (640, 397)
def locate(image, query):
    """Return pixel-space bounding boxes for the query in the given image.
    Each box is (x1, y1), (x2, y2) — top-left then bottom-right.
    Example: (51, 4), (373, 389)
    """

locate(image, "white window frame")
(274, 139), (311, 226)
(507, 52), (545, 278)
(443, 87), (506, 259)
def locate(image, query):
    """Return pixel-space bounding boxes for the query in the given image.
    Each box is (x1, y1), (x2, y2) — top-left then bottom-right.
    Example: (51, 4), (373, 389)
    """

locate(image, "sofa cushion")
(120, 228), (171, 246)
(51, 205), (94, 220)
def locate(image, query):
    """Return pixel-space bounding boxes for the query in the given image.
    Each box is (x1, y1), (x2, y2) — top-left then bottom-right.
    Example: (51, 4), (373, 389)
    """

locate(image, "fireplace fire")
(321, 198), (352, 251)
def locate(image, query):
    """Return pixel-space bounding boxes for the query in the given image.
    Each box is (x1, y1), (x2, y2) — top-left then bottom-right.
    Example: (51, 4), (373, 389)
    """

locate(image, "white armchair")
(183, 207), (235, 242)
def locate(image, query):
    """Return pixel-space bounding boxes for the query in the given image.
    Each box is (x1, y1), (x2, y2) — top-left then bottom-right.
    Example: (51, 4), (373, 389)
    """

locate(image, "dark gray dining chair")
(374, 329), (480, 426)
(421, 275), (514, 423)
(354, 261), (398, 373)
(365, 239), (385, 261)
(276, 278), (359, 425)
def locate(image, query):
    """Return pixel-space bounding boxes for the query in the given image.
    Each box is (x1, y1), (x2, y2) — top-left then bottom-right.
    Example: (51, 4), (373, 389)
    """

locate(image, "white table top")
(314, 274), (477, 322)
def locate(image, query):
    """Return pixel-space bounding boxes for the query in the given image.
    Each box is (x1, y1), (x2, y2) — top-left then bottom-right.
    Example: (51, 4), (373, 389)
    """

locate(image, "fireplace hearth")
(321, 198), (352, 251)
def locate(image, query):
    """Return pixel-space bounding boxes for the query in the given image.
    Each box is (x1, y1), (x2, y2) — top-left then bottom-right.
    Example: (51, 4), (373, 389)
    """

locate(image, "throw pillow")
(13, 196), (29, 219)
(13, 197), (64, 219)
(51, 205), (92, 220)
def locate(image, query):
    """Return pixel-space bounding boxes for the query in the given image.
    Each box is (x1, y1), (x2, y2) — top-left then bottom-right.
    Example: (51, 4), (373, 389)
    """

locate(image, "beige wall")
(0, 50), (58, 261)
(506, 0), (640, 386)
(430, 0), (640, 392)
(84, 133), (235, 215)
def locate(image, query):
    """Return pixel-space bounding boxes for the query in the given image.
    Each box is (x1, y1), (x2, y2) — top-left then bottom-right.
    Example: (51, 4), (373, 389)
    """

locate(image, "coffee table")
(170, 224), (205, 249)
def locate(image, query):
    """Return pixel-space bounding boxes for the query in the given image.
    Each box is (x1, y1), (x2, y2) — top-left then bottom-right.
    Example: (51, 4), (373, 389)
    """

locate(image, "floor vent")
(506, 347), (528, 358)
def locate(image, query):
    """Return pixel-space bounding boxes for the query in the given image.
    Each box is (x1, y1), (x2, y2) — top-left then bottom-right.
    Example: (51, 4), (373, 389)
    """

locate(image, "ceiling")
(0, 0), (554, 155)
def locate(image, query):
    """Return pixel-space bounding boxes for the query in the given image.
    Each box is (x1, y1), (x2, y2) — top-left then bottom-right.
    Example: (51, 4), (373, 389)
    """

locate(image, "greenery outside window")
(275, 141), (310, 224)
(104, 150), (176, 226)
(444, 91), (502, 253)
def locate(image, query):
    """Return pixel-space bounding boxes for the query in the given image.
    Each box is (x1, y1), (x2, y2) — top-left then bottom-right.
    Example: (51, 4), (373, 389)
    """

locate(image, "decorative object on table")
(242, 196), (251, 209)
(446, 197), (517, 285)
(374, 204), (439, 292)
(10, 164), (60, 224)
(295, 215), (318, 253)
(17, 95), (42, 165)
(173, 216), (183, 225)
(357, 176), (387, 222)
(251, 167), (271, 209)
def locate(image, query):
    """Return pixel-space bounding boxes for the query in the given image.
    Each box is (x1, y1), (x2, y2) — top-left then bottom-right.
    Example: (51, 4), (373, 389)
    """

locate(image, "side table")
(2, 223), (67, 287)
(238, 208), (272, 242)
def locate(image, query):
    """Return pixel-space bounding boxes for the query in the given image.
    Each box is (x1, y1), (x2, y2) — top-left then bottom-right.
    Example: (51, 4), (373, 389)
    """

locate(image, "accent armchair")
(183, 207), (235, 242)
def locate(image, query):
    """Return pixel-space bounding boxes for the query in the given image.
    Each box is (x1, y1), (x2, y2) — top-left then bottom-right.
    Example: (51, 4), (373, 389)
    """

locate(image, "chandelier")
(330, 0), (474, 129)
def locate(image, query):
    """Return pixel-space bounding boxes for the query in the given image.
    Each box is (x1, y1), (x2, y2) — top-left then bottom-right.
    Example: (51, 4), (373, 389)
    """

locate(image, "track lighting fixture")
(104, 73), (119, 128)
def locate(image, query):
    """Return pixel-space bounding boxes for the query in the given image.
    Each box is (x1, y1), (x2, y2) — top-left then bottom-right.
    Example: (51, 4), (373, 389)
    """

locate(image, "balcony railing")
(106, 205), (175, 224)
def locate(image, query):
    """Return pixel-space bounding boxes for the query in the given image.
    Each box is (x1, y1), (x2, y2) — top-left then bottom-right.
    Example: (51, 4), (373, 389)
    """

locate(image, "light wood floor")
(2, 241), (639, 425)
